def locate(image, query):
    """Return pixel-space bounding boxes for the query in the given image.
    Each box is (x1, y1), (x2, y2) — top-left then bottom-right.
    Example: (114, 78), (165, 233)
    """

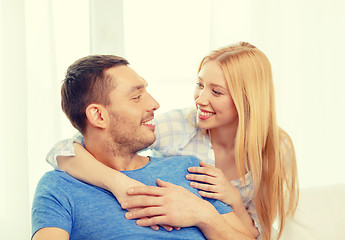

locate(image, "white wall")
(121, 0), (345, 188)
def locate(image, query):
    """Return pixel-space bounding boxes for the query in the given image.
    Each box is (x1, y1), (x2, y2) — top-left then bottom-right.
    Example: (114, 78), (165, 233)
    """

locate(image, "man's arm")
(122, 179), (255, 240)
(32, 227), (69, 240)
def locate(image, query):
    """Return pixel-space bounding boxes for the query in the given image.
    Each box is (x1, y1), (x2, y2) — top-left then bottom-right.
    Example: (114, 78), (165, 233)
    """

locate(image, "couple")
(32, 42), (298, 240)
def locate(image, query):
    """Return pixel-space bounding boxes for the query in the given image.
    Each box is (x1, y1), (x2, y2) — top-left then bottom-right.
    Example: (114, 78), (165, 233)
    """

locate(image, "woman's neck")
(208, 125), (243, 180)
(208, 124), (237, 150)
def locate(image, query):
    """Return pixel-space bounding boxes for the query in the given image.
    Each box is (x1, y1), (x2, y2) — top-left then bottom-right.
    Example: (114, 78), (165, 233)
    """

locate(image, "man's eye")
(132, 95), (142, 100)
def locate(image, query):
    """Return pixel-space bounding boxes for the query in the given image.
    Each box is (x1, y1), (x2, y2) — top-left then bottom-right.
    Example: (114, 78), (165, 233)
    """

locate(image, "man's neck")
(84, 136), (149, 171)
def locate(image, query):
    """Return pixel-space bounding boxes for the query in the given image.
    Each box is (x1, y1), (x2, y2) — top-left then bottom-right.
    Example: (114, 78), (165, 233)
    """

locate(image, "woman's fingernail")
(122, 202), (127, 208)
(190, 182), (195, 187)
(186, 174), (191, 179)
(125, 212), (132, 219)
(128, 188), (134, 193)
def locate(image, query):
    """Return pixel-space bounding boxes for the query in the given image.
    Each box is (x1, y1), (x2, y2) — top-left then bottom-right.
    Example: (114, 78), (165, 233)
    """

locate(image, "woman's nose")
(195, 89), (208, 106)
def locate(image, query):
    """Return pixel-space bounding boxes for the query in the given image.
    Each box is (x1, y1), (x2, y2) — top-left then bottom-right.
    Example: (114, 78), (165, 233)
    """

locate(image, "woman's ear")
(85, 104), (108, 129)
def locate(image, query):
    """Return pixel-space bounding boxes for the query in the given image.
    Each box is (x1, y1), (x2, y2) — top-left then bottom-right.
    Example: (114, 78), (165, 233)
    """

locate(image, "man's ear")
(85, 104), (108, 129)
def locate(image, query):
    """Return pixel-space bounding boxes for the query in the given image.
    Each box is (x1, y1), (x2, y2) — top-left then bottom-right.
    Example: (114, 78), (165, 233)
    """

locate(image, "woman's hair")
(198, 42), (299, 239)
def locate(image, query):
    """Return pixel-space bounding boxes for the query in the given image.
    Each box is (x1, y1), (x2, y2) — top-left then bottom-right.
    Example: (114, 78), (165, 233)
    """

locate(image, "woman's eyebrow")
(197, 76), (227, 89)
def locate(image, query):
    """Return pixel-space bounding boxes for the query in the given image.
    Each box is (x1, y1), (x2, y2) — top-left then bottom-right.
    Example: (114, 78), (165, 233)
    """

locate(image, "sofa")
(280, 183), (345, 240)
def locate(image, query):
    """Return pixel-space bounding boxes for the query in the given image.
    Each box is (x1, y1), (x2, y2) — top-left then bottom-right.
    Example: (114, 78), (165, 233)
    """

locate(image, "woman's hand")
(186, 161), (242, 208)
(59, 144), (174, 231)
(121, 179), (218, 229)
(186, 162), (259, 238)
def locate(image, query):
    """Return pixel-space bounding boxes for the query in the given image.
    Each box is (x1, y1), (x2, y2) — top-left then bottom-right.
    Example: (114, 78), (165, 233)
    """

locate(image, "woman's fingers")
(198, 190), (220, 199)
(189, 181), (217, 192)
(136, 216), (170, 227)
(121, 196), (162, 209)
(186, 173), (216, 185)
(150, 225), (159, 231)
(161, 225), (174, 232)
(125, 206), (164, 219)
(127, 185), (165, 196)
(199, 161), (212, 168)
(188, 163), (220, 177)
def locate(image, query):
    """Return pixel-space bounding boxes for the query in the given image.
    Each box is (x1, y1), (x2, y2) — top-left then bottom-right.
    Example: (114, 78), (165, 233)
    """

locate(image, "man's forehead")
(106, 65), (148, 91)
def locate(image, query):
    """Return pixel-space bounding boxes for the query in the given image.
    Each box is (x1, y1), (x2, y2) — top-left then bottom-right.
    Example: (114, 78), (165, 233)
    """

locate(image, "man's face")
(105, 65), (160, 153)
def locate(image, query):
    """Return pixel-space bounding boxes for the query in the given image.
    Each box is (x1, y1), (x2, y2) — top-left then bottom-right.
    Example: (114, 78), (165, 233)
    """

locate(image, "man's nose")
(148, 93), (160, 111)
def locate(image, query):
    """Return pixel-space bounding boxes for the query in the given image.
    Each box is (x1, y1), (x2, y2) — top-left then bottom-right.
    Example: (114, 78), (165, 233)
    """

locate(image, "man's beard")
(107, 112), (155, 155)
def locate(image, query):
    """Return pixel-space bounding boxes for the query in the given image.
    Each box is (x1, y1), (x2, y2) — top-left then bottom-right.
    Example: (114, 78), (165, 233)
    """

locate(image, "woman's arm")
(59, 143), (175, 231)
(58, 143), (145, 204)
(186, 161), (259, 238)
(122, 179), (255, 240)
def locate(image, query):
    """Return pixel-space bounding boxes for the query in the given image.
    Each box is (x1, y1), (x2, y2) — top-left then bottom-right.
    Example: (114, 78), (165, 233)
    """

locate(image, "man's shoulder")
(152, 155), (201, 169)
(40, 170), (68, 180)
(36, 170), (75, 191)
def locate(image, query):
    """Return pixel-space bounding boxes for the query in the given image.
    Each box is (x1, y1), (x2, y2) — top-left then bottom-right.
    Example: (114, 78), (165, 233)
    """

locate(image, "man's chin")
(135, 137), (156, 152)
(146, 136), (156, 147)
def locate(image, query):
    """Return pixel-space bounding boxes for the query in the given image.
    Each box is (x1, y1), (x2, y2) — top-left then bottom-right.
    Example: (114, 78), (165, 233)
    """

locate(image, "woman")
(48, 42), (298, 239)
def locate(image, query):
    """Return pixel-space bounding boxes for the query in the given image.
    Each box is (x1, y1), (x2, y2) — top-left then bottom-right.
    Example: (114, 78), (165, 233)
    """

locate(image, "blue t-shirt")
(32, 156), (232, 239)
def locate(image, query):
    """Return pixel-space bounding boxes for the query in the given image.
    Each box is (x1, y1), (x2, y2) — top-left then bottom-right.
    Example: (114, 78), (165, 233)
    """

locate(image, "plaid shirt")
(46, 107), (262, 238)
(151, 108), (262, 237)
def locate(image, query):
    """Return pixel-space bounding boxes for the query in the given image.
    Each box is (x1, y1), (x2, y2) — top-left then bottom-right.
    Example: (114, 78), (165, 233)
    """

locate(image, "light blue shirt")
(32, 156), (232, 239)
(46, 107), (262, 237)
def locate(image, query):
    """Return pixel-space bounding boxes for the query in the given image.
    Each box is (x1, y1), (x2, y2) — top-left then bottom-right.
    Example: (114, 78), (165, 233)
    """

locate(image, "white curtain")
(1, 0), (344, 239)
(0, 1), (30, 238)
(0, 0), (89, 238)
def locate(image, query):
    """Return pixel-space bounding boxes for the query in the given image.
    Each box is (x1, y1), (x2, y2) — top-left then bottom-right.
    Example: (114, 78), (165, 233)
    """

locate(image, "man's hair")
(61, 55), (129, 134)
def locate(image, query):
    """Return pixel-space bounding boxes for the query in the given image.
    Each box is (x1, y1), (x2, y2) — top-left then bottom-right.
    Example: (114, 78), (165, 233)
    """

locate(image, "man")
(31, 55), (254, 239)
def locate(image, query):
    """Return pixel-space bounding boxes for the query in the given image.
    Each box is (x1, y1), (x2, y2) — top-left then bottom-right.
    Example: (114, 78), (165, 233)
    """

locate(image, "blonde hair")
(198, 42), (299, 239)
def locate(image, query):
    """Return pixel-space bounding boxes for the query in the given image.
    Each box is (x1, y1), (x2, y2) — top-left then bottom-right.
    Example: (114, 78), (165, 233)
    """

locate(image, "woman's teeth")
(198, 110), (214, 116)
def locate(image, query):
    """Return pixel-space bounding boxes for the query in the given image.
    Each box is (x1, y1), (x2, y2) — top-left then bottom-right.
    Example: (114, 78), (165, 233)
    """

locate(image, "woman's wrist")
(195, 203), (220, 230)
(225, 188), (243, 209)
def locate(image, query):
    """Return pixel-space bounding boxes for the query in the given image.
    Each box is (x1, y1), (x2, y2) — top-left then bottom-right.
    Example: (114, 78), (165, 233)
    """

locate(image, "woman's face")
(194, 60), (238, 130)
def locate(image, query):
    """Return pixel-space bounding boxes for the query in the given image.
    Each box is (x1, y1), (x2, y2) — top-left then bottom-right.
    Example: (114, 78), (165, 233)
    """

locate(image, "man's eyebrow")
(128, 79), (148, 94)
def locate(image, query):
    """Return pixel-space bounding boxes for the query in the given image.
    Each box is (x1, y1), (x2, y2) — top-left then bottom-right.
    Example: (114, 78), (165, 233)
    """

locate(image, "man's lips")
(142, 118), (155, 129)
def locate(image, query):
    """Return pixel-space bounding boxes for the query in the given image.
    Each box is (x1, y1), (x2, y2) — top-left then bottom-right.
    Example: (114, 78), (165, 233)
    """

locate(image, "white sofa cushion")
(280, 183), (345, 240)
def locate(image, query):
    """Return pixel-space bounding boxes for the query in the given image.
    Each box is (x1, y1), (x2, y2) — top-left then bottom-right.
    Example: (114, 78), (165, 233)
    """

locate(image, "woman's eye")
(212, 89), (222, 95)
(196, 82), (204, 88)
